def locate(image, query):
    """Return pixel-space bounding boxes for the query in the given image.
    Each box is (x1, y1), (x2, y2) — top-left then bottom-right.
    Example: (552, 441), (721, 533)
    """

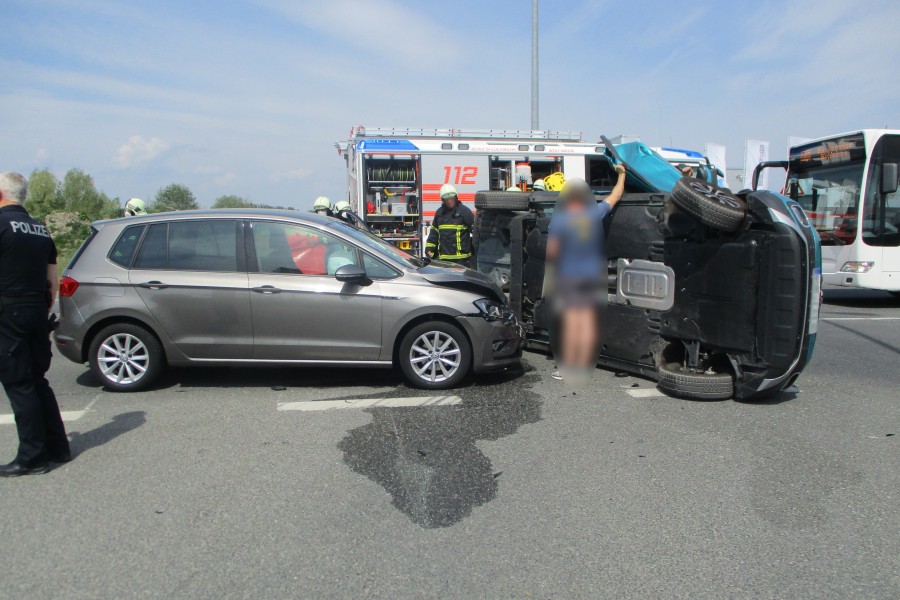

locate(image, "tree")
(26, 169), (62, 220)
(212, 194), (253, 209)
(152, 184), (199, 213)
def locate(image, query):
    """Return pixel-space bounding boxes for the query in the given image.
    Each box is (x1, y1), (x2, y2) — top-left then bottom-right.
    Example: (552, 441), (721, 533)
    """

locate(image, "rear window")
(132, 220), (239, 272)
(66, 227), (99, 269)
(108, 225), (145, 267)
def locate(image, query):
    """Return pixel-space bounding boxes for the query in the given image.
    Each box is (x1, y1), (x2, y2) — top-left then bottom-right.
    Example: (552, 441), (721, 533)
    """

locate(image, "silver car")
(54, 210), (523, 391)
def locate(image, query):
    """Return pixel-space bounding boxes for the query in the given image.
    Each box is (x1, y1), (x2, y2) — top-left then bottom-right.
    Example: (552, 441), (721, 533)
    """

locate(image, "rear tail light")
(59, 276), (79, 297)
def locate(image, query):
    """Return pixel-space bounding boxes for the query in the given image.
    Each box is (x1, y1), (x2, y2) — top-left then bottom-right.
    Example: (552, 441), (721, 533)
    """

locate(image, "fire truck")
(336, 127), (610, 256)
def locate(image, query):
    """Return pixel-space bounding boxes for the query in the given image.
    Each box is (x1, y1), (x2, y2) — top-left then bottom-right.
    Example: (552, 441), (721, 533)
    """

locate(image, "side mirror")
(334, 264), (370, 285)
(881, 163), (899, 195)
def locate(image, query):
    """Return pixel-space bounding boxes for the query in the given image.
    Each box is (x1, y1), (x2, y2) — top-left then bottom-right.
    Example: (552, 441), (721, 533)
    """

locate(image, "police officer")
(0, 172), (70, 476)
(425, 184), (475, 267)
(333, 199), (368, 230)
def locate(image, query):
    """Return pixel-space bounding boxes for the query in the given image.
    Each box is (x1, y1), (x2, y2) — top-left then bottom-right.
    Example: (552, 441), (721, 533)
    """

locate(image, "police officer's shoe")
(0, 461), (52, 477)
(50, 451), (73, 464)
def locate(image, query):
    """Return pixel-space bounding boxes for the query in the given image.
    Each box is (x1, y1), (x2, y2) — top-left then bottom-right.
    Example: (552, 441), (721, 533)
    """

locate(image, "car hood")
(417, 265), (506, 303)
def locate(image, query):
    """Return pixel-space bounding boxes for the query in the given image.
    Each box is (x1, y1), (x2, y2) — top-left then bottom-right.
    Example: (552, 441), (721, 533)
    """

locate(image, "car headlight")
(473, 298), (515, 322)
(840, 261), (874, 273)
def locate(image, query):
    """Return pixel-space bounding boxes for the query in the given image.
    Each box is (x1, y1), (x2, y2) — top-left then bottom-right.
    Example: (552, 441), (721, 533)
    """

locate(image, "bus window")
(862, 135), (900, 247)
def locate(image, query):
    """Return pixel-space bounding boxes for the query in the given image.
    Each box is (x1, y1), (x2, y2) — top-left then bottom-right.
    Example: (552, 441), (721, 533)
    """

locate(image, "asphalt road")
(0, 289), (897, 599)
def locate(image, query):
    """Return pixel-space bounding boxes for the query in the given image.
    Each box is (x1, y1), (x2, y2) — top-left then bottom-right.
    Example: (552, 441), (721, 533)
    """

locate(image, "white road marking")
(625, 388), (667, 399)
(0, 410), (86, 426)
(822, 317), (900, 321)
(278, 396), (463, 412)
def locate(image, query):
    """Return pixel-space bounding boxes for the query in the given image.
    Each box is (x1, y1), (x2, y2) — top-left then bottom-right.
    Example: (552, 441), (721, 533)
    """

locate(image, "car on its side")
(474, 137), (821, 401)
(54, 210), (523, 391)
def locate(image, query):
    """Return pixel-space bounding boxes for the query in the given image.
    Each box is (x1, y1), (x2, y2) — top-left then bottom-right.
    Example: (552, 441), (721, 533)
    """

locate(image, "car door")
(246, 220), (383, 361)
(128, 219), (253, 359)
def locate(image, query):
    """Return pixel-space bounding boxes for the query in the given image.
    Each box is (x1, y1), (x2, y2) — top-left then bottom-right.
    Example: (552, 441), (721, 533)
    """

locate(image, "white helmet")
(439, 183), (458, 199)
(506, 186), (523, 192)
(124, 197), (146, 216)
(334, 199), (351, 213)
(313, 195), (331, 212)
(533, 179), (546, 191)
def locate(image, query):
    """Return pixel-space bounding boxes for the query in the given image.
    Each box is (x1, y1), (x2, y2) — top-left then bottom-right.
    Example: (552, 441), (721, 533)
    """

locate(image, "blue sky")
(2, 0), (898, 208)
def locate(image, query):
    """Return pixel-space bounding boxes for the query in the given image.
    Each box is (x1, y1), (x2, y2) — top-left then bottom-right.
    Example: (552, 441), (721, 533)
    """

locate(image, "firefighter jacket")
(425, 203), (474, 260)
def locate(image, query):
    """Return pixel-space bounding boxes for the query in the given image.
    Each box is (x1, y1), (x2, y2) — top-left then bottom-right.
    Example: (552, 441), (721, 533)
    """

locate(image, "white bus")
(757, 129), (900, 294)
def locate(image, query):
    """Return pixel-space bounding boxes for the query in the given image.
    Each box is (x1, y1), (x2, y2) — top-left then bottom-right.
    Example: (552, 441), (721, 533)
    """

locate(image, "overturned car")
(474, 138), (821, 401)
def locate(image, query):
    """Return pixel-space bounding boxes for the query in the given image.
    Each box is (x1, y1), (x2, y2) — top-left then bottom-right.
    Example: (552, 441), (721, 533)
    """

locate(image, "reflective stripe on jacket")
(426, 203), (474, 259)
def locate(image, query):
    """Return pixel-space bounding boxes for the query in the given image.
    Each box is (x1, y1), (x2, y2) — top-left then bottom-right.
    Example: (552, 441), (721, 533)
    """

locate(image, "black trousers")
(0, 302), (69, 466)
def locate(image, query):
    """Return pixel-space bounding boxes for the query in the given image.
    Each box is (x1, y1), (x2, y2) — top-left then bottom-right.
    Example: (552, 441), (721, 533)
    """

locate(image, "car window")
(168, 221), (238, 272)
(109, 225), (145, 267)
(132, 220), (239, 271)
(134, 223), (168, 269)
(251, 221), (360, 276)
(363, 253), (400, 279)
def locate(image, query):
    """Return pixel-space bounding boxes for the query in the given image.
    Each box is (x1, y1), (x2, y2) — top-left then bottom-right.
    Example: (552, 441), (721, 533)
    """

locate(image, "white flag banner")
(705, 142), (728, 187)
(744, 139), (770, 190)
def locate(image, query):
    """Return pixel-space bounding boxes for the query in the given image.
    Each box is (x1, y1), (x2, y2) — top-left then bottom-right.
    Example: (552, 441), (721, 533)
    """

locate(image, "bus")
(755, 129), (900, 294)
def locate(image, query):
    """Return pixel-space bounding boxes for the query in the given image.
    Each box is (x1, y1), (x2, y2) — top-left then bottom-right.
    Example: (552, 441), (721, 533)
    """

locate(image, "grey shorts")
(555, 278), (602, 309)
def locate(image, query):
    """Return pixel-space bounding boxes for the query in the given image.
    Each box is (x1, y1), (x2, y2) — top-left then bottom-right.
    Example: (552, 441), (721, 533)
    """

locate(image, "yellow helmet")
(334, 199), (351, 212)
(533, 179), (546, 191)
(439, 183), (458, 199)
(313, 196), (331, 212)
(124, 197), (146, 216)
(543, 172), (567, 191)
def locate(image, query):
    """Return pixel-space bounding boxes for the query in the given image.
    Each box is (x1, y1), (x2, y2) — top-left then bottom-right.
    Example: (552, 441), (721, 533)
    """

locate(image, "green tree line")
(25, 168), (294, 268)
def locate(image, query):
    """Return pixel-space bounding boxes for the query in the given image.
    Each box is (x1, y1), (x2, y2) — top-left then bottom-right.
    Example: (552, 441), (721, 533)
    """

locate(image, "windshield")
(326, 220), (423, 268)
(789, 134), (866, 246)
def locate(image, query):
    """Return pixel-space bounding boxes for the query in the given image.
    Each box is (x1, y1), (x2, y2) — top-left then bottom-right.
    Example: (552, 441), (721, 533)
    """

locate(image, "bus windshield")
(788, 134), (867, 246)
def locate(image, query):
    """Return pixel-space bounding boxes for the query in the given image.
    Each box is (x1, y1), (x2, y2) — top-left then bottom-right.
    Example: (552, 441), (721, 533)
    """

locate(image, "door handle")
(139, 281), (169, 290)
(252, 285), (282, 294)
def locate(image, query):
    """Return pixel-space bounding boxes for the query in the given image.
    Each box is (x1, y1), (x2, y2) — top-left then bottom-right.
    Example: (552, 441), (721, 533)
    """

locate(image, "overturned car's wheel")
(656, 343), (734, 400)
(670, 177), (747, 233)
(399, 321), (472, 390)
(475, 191), (530, 211)
(89, 323), (165, 392)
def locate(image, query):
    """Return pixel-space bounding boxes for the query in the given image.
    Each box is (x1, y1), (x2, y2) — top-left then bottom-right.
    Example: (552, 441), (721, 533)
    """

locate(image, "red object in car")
(59, 276), (79, 297)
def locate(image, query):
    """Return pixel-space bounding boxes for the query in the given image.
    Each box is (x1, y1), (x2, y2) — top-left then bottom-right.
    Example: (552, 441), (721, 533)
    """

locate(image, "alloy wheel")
(96, 333), (150, 386)
(408, 330), (461, 383)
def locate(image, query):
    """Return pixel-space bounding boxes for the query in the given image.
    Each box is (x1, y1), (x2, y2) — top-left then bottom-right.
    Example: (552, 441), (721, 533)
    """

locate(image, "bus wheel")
(670, 178), (747, 233)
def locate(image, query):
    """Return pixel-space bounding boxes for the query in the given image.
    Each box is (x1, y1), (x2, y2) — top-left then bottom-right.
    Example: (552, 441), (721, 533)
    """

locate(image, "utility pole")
(531, 0), (539, 130)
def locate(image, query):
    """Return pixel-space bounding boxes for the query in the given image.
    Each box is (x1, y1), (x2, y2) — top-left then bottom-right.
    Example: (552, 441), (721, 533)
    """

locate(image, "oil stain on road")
(338, 370), (542, 528)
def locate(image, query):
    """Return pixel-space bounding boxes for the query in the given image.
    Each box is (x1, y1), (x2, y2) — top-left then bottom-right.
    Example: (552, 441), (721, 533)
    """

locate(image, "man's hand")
(615, 164), (626, 176)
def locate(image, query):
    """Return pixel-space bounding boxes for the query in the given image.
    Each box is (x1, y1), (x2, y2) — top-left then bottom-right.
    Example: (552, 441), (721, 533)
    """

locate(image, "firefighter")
(425, 184), (474, 267)
(333, 199), (368, 230)
(124, 197), (147, 216)
(0, 172), (70, 476)
(312, 195), (333, 217)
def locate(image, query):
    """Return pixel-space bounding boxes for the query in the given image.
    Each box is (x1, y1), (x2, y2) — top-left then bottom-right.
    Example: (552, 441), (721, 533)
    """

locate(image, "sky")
(2, 0), (898, 209)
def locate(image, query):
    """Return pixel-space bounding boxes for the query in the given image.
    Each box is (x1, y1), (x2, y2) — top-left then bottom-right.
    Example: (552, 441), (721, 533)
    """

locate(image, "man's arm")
(546, 237), (559, 263)
(604, 164), (627, 210)
(47, 263), (58, 309)
(425, 213), (440, 257)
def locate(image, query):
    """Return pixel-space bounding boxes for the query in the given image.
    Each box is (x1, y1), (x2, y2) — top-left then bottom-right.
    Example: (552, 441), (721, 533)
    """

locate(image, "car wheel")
(670, 177), (747, 233)
(89, 323), (164, 392)
(474, 191), (530, 211)
(656, 344), (734, 400)
(398, 321), (472, 390)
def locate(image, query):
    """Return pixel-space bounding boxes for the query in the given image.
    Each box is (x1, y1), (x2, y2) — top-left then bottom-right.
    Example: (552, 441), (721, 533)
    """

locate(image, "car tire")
(475, 191), (530, 211)
(656, 344), (734, 400)
(398, 321), (472, 390)
(670, 177), (747, 233)
(89, 323), (165, 392)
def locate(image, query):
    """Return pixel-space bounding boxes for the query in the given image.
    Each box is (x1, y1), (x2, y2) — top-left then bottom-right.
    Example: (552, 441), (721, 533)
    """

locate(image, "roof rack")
(350, 127), (583, 142)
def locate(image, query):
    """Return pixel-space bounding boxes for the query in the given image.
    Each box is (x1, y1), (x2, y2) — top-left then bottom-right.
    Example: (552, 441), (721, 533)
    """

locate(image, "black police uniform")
(0, 204), (69, 471)
(425, 202), (475, 267)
